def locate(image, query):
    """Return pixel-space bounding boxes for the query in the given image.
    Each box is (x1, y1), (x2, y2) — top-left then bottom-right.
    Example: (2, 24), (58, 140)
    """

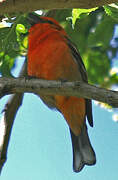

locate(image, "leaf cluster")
(0, 15), (29, 76)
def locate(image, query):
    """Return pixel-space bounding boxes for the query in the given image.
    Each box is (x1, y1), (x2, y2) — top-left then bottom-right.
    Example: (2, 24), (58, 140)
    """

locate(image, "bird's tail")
(70, 125), (96, 172)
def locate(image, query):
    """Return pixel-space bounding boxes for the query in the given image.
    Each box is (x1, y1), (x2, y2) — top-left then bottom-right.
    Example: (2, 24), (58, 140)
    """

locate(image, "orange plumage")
(28, 15), (96, 172)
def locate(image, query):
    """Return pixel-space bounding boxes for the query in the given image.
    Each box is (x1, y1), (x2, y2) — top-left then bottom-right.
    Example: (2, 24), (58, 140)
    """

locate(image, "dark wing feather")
(67, 38), (93, 127)
(67, 38), (96, 172)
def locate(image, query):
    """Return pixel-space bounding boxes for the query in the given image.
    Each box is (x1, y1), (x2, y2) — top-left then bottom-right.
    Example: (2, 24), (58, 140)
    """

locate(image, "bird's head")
(28, 13), (67, 37)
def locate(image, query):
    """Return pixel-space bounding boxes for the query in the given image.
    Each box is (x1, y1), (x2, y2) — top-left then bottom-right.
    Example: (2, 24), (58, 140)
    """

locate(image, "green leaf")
(0, 27), (17, 76)
(85, 50), (111, 84)
(0, 14), (29, 76)
(0, 54), (15, 76)
(65, 11), (99, 53)
(104, 4), (118, 21)
(16, 24), (27, 34)
(88, 14), (115, 47)
(72, 8), (98, 25)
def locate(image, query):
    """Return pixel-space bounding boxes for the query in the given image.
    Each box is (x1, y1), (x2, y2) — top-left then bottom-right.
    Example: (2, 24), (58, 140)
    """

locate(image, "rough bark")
(0, 77), (117, 107)
(0, 0), (118, 14)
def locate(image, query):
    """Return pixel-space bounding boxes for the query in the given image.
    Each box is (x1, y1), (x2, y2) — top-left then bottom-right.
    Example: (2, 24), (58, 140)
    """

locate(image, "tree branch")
(0, 93), (24, 173)
(0, 0), (118, 14)
(0, 77), (118, 107)
(0, 63), (26, 173)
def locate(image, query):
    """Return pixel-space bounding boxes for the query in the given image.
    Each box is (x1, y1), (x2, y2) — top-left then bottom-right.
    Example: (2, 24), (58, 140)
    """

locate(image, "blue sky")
(0, 84), (118, 180)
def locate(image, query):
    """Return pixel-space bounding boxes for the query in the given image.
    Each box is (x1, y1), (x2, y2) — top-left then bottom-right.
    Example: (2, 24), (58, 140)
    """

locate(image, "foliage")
(53, 8), (117, 87)
(0, 15), (29, 76)
(0, 5), (118, 115)
(72, 8), (98, 25)
(104, 3), (118, 21)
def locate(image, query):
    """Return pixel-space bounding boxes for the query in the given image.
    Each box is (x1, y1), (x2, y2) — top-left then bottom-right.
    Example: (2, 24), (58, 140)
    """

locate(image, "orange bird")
(27, 14), (96, 172)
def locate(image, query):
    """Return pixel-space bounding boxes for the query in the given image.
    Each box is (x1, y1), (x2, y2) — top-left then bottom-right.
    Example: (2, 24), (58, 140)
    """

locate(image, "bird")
(27, 14), (96, 172)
